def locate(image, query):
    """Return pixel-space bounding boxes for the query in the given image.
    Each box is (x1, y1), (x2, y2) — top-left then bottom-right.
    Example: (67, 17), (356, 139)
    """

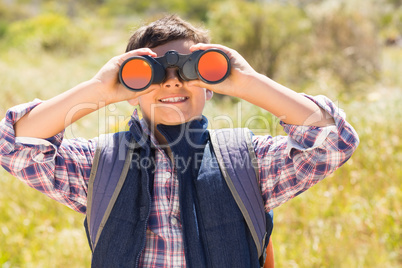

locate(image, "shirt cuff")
(15, 137), (58, 163)
(280, 94), (347, 155)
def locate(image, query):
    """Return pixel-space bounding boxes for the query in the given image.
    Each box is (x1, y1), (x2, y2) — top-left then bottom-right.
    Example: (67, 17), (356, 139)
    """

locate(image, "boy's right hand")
(91, 48), (157, 105)
(14, 49), (159, 139)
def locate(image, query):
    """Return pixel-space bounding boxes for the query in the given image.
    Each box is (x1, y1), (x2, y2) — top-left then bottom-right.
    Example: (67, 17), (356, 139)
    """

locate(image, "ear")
(127, 98), (139, 106)
(206, 89), (213, 101)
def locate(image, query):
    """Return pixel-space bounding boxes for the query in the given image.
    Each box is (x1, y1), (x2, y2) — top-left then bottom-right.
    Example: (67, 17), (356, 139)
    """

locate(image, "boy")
(0, 15), (359, 267)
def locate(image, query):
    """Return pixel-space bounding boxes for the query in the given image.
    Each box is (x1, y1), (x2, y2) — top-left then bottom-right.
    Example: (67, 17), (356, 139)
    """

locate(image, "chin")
(160, 121), (183, 126)
(160, 119), (189, 126)
(159, 114), (202, 126)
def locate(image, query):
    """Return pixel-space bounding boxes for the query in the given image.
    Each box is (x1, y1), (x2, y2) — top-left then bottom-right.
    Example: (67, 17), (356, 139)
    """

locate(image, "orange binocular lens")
(197, 51), (229, 83)
(119, 49), (230, 91)
(120, 59), (153, 90)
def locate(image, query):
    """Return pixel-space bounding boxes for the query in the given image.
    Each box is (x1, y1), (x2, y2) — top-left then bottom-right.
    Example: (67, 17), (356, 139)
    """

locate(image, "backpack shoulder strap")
(209, 128), (267, 258)
(85, 132), (136, 251)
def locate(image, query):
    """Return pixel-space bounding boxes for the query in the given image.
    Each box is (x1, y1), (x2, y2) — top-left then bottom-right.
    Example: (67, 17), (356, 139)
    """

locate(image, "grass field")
(0, 19), (401, 268)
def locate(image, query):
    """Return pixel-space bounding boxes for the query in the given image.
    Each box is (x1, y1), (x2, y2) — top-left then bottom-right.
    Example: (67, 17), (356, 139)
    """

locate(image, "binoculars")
(119, 49), (231, 91)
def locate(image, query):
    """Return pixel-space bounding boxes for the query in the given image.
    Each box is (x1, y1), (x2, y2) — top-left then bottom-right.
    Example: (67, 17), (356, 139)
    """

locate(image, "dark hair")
(125, 15), (210, 52)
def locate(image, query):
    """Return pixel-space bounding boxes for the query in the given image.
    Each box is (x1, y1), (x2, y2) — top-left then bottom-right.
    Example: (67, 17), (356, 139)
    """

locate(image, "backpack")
(86, 128), (274, 267)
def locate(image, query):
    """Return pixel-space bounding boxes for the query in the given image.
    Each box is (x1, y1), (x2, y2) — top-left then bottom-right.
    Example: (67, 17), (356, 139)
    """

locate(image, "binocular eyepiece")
(119, 49), (231, 91)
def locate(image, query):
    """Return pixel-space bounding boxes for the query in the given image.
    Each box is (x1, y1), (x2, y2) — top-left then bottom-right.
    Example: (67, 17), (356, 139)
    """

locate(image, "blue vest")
(84, 118), (273, 267)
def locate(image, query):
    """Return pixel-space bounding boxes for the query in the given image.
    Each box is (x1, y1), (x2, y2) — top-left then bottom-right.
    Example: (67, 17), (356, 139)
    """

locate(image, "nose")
(162, 68), (183, 89)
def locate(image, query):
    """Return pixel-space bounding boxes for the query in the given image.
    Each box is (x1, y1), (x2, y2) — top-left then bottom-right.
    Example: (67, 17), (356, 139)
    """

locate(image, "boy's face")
(130, 39), (213, 127)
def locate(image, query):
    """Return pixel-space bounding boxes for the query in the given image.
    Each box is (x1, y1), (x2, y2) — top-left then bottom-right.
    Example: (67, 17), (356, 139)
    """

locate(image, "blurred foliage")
(208, 0), (383, 99)
(99, 0), (216, 21)
(0, 0), (401, 267)
(1, 13), (90, 55)
(305, 1), (382, 98)
(379, 4), (402, 41)
(208, 1), (311, 79)
(0, 0), (399, 97)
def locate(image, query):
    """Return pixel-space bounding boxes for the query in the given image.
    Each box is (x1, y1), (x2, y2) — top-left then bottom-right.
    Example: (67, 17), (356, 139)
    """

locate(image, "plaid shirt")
(0, 95), (359, 267)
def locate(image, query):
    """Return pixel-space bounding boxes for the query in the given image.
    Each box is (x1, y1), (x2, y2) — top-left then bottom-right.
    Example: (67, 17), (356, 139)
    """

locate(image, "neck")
(154, 129), (169, 146)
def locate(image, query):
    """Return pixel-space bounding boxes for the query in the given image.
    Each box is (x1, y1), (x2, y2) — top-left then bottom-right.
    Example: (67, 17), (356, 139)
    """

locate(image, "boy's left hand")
(190, 43), (335, 127)
(189, 43), (257, 98)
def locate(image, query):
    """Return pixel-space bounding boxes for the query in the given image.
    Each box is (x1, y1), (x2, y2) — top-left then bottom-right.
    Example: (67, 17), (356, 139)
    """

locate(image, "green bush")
(208, 1), (311, 79)
(0, 20), (7, 39)
(98, 0), (217, 21)
(306, 2), (381, 98)
(207, 1), (381, 99)
(3, 13), (90, 55)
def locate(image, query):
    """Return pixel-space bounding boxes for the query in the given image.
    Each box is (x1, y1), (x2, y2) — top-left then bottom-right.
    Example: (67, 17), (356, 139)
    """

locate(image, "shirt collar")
(128, 108), (209, 149)
(128, 108), (160, 147)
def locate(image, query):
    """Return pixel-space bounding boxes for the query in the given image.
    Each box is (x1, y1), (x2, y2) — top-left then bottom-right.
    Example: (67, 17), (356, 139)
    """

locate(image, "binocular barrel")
(119, 49), (231, 91)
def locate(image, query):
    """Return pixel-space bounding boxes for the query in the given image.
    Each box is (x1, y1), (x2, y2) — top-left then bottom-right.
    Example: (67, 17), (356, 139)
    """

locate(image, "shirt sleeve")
(0, 100), (98, 214)
(253, 94), (359, 212)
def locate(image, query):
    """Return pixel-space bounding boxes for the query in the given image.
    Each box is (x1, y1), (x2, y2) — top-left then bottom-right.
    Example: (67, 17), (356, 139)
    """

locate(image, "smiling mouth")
(159, 96), (189, 103)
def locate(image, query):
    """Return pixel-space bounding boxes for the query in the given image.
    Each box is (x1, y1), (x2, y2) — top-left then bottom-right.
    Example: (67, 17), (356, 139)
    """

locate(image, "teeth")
(160, 97), (187, 103)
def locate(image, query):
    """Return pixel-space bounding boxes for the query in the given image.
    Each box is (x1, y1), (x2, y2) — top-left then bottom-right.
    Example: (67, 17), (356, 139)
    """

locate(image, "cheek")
(190, 87), (207, 98)
(137, 98), (152, 118)
(138, 93), (155, 107)
(194, 89), (209, 105)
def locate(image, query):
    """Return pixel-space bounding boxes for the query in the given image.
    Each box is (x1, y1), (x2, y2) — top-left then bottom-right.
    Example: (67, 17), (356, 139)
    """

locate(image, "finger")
(190, 43), (240, 66)
(117, 48), (157, 65)
(125, 48), (157, 57)
(190, 43), (231, 53)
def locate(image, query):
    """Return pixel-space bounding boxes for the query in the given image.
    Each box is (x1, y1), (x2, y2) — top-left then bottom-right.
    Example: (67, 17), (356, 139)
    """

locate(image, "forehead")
(151, 39), (196, 56)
